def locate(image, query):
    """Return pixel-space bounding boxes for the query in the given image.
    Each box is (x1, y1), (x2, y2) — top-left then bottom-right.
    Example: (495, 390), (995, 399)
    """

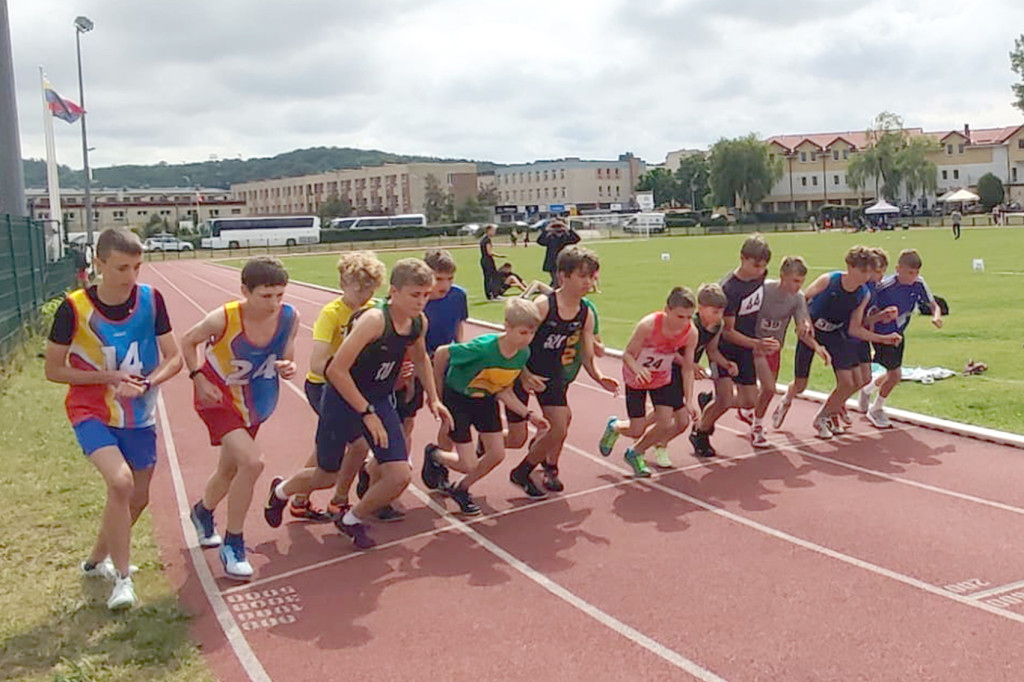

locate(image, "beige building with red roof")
(760, 124), (1024, 213)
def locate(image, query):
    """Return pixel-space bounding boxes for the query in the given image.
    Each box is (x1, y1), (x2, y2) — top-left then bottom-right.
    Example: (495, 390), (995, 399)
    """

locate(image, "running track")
(141, 260), (1024, 681)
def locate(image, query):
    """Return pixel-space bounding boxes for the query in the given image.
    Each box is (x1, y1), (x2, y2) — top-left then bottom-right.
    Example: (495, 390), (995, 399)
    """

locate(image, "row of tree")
(318, 173), (499, 226)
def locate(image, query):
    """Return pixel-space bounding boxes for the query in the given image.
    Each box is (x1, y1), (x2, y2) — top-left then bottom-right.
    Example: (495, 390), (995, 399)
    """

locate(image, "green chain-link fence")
(0, 215), (77, 358)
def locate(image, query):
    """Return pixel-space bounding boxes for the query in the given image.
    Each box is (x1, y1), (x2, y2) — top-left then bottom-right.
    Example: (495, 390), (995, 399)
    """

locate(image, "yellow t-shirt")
(305, 296), (375, 383)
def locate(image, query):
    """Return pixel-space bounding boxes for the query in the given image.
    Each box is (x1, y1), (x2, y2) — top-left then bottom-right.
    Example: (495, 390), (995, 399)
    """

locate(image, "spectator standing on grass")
(479, 224), (503, 300)
(951, 208), (962, 240)
(537, 219), (580, 287)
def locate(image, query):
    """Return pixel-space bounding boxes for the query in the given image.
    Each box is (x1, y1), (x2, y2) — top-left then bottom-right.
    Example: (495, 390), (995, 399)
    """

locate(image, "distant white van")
(330, 213), (427, 230)
(622, 213), (666, 234)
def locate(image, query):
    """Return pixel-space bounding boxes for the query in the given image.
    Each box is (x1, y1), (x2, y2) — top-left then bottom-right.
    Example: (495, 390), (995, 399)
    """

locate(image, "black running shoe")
(697, 391), (713, 411)
(510, 467), (547, 498)
(421, 444), (444, 490)
(541, 464), (564, 492)
(689, 430), (715, 459)
(447, 485), (481, 516)
(375, 505), (406, 522)
(335, 518), (376, 550)
(263, 477), (286, 528)
(356, 467), (370, 499)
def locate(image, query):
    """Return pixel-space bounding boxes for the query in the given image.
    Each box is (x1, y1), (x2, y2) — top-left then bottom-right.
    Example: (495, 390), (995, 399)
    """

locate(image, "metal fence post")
(5, 214), (23, 324)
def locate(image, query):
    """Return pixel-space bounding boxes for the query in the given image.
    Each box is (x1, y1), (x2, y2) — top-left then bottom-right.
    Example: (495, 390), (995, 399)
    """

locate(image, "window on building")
(231, 208), (242, 215)
(801, 177), (807, 186)
(597, 168), (604, 179)
(942, 170), (948, 180)
(598, 186), (604, 196)
(958, 143), (965, 154)
(833, 175), (840, 185)
(812, 176), (818, 186)
(560, 169), (565, 180)
(1019, 139), (1024, 149)
(843, 149), (849, 160)
(210, 209), (219, 216)
(832, 150), (838, 160)
(137, 210), (147, 215)
(811, 152), (817, 162)
(543, 171), (549, 181)
(947, 144), (953, 155)
(562, 187), (566, 198)
(800, 152), (807, 162)
(614, 168), (620, 178)
(953, 169), (959, 179)
(1013, 168), (1018, 182)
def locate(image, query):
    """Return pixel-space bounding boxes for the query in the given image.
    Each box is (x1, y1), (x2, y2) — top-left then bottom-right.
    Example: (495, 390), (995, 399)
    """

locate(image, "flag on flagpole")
(43, 77), (85, 124)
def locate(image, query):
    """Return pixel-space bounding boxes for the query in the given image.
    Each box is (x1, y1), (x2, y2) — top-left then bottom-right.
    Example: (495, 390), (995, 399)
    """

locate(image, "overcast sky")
(9, 0), (1024, 170)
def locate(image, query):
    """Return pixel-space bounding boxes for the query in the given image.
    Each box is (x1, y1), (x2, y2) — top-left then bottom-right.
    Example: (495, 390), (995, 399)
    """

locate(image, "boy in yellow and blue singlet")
(45, 228), (183, 610)
(183, 257), (299, 580)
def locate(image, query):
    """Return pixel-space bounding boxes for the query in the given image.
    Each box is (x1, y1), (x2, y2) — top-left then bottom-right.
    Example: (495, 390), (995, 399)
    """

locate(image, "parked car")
(144, 234), (194, 251)
(459, 223), (482, 236)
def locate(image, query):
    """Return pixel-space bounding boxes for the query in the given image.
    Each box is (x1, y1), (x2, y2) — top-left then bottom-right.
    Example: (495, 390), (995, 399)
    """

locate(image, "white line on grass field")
(558, 438), (1024, 627)
(156, 395), (271, 682)
(406, 485), (730, 682)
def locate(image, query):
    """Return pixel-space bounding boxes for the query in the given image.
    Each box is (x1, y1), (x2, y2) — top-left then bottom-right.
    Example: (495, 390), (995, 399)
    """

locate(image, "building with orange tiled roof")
(757, 123), (1024, 213)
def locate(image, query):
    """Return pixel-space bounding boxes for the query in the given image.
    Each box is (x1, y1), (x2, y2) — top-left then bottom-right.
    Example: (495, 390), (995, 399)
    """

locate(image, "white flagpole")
(39, 66), (63, 260)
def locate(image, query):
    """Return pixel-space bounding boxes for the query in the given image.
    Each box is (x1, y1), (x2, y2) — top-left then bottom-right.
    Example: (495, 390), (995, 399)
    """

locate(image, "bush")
(977, 173), (1004, 210)
(665, 214), (700, 228)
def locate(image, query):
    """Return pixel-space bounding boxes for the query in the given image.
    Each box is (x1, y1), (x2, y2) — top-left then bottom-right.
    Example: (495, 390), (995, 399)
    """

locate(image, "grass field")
(0, 346), (213, 682)
(226, 225), (1024, 434)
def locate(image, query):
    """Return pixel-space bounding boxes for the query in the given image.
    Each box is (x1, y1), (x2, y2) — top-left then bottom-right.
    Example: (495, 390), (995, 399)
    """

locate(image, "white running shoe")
(866, 409), (892, 429)
(107, 575), (137, 611)
(750, 425), (770, 449)
(81, 558), (138, 580)
(737, 408), (754, 425)
(813, 414), (834, 440)
(220, 543), (254, 580)
(828, 414), (846, 435)
(654, 446), (673, 468)
(772, 400), (791, 430)
(857, 389), (872, 414)
(840, 409), (853, 426)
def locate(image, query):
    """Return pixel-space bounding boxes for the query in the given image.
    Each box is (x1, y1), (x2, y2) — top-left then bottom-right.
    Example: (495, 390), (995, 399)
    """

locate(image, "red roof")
(767, 125), (1022, 152)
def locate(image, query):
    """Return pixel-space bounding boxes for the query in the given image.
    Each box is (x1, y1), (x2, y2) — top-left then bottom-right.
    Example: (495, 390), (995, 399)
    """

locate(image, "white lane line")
(968, 579), (1024, 601)
(558, 439), (1024, 627)
(156, 395), (271, 682)
(405, 485), (729, 682)
(571, 380), (1024, 519)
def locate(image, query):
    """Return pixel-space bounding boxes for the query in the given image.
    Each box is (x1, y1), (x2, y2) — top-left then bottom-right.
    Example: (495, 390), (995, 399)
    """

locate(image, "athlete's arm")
(181, 307), (229, 406)
(432, 345), (450, 396)
(680, 331), (698, 420)
(803, 273), (831, 302)
(581, 312), (618, 394)
(146, 332), (183, 388)
(497, 384), (549, 430)
(408, 318), (453, 429)
(848, 298), (901, 345)
(43, 341), (126, 386)
(706, 327), (738, 377)
(274, 310), (300, 380)
(308, 341), (332, 379)
(622, 315), (654, 383)
(517, 295), (550, 393)
(327, 308), (388, 446)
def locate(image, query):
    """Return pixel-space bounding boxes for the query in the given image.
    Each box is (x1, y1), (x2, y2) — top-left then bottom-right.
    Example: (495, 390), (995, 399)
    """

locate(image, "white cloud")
(9, 0), (1024, 172)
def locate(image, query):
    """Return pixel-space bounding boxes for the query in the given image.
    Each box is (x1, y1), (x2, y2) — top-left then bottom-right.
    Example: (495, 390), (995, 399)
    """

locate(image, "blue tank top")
(807, 272), (867, 333)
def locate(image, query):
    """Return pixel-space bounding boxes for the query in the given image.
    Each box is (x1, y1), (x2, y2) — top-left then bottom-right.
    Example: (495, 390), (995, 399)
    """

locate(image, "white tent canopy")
(938, 188), (980, 203)
(865, 199), (899, 214)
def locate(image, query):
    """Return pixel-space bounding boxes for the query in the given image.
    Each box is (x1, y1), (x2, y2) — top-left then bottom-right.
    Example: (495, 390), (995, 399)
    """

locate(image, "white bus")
(329, 213), (427, 230)
(200, 216), (321, 249)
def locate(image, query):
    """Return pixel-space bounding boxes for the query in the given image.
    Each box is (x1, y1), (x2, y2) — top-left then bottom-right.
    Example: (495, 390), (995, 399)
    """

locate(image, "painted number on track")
(225, 585), (303, 631)
(944, 578), (990, 594)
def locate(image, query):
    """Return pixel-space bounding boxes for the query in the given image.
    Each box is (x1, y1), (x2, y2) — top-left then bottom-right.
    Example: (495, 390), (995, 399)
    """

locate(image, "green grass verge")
(222, 225), (1024, 433)
(0, 344), (213, 682)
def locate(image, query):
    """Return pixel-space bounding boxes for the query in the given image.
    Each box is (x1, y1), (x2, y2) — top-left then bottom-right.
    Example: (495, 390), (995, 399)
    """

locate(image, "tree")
(424, 174), (453, 223)
(674, 154), (710, 210)
(846, 112), (938, 203)
(1012, 34), (1024, 113)
(977, 173), (1005, 209)
(708, 134), (782, 209)
(318, 192), (351, 225)
(477, 183), (500, 206)
(142, 213), (170, 237)
(455, 197), (491, 224)
(635, 168), (680, 207)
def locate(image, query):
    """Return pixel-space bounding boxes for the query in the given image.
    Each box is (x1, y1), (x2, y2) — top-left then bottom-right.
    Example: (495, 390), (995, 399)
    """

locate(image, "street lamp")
(74, 15), (94, 245)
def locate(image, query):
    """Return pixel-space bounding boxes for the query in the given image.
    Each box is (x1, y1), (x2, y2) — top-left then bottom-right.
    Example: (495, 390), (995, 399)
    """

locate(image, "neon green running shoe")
(599, 416), (620, 457)
(654, 446), (673, 469)
(624, 448), (651, 477)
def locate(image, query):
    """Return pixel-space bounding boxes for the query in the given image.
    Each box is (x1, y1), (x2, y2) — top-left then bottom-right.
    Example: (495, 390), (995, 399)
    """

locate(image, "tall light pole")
(74, 15), (94, 243)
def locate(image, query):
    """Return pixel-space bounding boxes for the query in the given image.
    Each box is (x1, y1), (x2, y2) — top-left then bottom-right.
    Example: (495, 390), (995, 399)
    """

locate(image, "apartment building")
(27, 187), (244, 233)
(492, 154), (646, 217)
(232, 162), (478, 217)
(759, 124), (1024, 212)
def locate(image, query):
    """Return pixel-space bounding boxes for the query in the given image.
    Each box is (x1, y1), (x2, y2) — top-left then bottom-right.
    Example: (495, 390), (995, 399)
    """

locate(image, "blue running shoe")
(599, 416), (620, 457)
(191, 502), (221, 548)
(219, 540), (253, 580)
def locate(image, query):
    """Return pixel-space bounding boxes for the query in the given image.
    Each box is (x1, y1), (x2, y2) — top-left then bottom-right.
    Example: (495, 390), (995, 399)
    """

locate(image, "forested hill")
(22, 147), (499, 190)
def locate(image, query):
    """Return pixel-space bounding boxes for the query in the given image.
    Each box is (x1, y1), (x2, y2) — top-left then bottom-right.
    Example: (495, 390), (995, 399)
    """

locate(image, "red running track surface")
(141, 260), (1024, 681)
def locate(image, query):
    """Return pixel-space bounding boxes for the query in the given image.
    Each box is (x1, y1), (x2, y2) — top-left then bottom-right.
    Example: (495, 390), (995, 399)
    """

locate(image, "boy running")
(859, 249), (943, 428)
(690, 235), (776, 458)
(265, 259), (451, 550)
(508, 246), (618, 497)
(288, 252), (384, 522)
(184, 256), (298, 580)
(749, 257), (829, 446)
(422, 298), (549, 514)
(599, 287), (697, 475)
(45, 228), (182, 610)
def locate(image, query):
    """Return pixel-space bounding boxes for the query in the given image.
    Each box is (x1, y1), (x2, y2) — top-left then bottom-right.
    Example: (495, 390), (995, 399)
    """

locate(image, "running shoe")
(654, 446), (673, 469)
(219, 541), (254, 580)
(737, 408), (754, 425)
(866, 409), (893, 429)
(510, 467), (547, 498)
(697, 391), (713, 412)
(858, 388), (872, 414)
(599, 416), (620, 457)
(288, 498), (332, 523)
(421, 444), (444, 490)
(375, 505), (406, 522)
(688, 429), (716, 458)
(107, 575), (136, 611)
(327, 499), (350, 520)
(447, 485), (482, 516)
(264, 477), (287, 528)
(541, 464), (564, 492)
(335, 518), (377, 550)
(772, 399), (791, 430)
(828, 414), (847, 435)
(750, 425), (770, 449)
(840, 409), (853, 426)
(812, 414), (834, 440)
(624, 448), (651, 477)
(81, 558), (137, 580)
(190, 502), (221, 548)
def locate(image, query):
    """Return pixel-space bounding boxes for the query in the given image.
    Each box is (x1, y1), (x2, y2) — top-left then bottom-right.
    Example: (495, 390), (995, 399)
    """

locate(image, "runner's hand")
(880, 332), (902, 346)
(430, 400), (453, 431)
(758, 338), (781, 354)
(520, 370), (547, 394)
(816, 346), (832, 366)
(881, 306), (899, 323)
(725, 361), (739, 377)
(363, 413), (388, 448)
(115, 376), (146, 399)
(194, 374), (222, 407)
(593, 341), (606, 358)
(597, 375), (619, 395)
(686, 403), (699, 422)
(274, 359), (297, 380)
(694, 365), (709, 380)
(527, 411), (550, 431)
(931, 317), (944, 329)
(634, 365), (653, 384)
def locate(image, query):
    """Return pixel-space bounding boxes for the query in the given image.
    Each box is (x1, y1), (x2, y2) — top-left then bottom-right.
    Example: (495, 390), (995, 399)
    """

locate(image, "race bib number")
(737, 287), (764, 316)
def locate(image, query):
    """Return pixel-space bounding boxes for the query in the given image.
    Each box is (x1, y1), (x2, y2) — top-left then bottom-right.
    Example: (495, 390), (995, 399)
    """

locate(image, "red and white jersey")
(622, 312), (692, 390)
